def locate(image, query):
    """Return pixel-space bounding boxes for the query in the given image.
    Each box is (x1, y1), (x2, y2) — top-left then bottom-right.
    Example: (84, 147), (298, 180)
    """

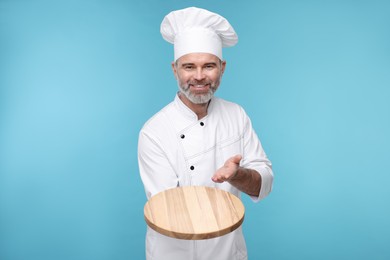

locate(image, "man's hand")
(211, 155), (242, 183)
(212, 154), (261, 197)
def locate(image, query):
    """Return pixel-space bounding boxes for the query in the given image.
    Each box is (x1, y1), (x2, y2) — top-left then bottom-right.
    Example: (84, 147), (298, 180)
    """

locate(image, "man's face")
(172, 53), (226, 104)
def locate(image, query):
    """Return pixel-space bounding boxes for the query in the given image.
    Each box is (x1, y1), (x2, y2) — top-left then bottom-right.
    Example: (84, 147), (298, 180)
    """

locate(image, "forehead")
(177, 53), (220, 65)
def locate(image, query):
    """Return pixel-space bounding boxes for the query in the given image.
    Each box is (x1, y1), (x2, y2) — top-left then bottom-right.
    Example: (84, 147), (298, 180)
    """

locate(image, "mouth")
(189, 84), (210, 93)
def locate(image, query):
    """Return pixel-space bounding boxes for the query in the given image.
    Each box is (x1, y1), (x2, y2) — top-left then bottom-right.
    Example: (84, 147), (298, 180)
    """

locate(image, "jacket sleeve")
(240, 110), (274, 202)
(138, 130), (179, 199)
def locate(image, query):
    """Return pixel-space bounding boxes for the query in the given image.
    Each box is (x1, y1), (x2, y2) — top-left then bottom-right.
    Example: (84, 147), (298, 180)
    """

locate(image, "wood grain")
(144, 186), (245, 240)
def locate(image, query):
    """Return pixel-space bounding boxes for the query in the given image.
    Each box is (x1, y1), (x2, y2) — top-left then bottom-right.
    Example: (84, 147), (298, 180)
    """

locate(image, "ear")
(221, 60), (227, 75)
(171, 61), (178, 79)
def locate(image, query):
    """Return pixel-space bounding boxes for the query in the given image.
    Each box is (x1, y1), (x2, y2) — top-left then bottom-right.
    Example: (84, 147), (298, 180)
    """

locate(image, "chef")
(138, 6), (273, 260)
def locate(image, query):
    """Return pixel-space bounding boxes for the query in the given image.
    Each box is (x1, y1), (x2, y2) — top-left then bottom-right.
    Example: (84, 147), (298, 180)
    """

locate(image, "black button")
(190, 166), (195, 170)
(180, 134), (185, 139)
(200, 122), (204, 126)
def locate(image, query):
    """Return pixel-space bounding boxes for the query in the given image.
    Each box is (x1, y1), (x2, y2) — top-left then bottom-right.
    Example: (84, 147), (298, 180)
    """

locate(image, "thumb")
(231, 154), (242, 164)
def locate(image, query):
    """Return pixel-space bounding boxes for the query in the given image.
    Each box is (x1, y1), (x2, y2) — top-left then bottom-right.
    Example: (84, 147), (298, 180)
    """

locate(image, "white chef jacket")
(138, 94), (273, 260)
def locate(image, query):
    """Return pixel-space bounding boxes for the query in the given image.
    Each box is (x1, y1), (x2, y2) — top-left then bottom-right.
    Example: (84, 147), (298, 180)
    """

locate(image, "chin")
(189, 94), (213, 104)
(179, 85), (216, 104)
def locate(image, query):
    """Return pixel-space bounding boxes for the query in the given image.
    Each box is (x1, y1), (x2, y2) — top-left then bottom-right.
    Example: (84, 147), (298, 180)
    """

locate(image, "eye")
(205, 64), (216, 70)
(183, 65), (194, 70)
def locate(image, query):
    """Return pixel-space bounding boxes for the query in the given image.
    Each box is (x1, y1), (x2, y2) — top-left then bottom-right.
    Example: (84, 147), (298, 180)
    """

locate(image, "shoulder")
(212, 97), (247, 117)
(140, 101), (175, 135)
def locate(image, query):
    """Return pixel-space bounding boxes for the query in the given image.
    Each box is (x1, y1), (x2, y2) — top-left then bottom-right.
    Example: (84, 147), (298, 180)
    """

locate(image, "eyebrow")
(180, 62), (218, 67)
(180, 63), (194, 67)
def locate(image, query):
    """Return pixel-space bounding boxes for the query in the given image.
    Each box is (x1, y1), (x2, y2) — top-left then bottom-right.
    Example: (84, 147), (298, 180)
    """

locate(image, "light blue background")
(1, 0), (389, 259)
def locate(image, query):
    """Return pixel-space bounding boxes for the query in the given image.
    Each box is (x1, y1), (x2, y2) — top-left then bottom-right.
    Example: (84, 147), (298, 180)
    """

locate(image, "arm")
(211, 154), (261, 197)
(212, 107), (273, 200)
(138, 131), (178, 199)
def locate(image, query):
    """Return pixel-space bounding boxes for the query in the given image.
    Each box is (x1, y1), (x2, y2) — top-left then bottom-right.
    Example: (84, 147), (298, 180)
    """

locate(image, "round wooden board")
(144, 186), (245, 240)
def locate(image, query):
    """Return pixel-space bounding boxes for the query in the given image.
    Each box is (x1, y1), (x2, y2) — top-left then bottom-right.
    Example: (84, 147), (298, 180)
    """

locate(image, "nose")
(193, 67), (206, 81)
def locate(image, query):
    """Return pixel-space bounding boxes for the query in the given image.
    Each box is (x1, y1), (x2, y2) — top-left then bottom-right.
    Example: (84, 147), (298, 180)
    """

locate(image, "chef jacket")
(138, 94), (273, 260)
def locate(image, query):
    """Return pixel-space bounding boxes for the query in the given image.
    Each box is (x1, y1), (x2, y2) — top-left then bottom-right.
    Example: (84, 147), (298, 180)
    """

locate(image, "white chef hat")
(160, 7), (238, 61)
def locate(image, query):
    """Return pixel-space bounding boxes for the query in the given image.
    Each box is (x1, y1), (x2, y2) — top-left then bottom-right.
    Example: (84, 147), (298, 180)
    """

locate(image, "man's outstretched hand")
(211, 155), (242, 183)
(211, 154), (261, 197)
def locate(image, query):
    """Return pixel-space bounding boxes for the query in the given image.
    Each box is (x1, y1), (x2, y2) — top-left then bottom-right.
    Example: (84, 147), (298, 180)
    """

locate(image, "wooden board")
(144, 186), (245, 240)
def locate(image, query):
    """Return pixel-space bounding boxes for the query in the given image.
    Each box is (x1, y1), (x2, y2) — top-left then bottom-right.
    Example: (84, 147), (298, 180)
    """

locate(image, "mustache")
(188, 80), (212, 85)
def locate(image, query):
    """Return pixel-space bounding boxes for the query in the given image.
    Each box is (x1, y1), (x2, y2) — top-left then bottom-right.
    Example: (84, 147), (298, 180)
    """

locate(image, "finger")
(230, 154), (242, 164)
(211, 176), (222, 183)
(211, 174), (226, 183)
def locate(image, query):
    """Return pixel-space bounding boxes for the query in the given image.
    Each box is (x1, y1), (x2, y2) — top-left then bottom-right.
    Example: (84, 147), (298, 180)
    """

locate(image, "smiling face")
(172, 53), (226, 105)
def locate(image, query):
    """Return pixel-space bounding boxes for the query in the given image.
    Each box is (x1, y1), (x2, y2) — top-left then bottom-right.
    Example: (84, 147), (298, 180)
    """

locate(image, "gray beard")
(177, 76), (221, 104)
(178, 86), (215, 104)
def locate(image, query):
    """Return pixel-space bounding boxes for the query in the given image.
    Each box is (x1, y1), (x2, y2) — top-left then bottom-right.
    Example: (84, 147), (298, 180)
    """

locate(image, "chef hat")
(160, 7), (238, 61)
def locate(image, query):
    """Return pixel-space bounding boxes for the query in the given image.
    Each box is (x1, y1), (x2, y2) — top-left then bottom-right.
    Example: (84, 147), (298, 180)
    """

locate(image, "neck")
(178, 93), (209, 120)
